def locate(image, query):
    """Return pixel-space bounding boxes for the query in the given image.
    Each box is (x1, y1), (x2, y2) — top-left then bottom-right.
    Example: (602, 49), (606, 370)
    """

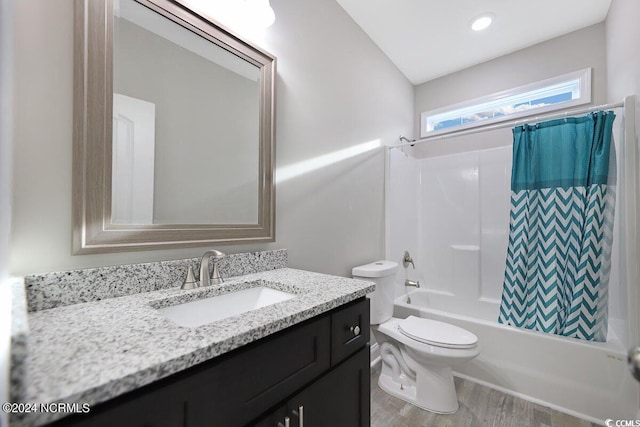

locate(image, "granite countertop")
(17, 267), (374, 426)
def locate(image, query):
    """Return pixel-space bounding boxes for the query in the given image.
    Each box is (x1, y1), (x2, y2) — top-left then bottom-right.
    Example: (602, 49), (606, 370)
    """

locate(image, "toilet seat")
(398, 316), (478, 349)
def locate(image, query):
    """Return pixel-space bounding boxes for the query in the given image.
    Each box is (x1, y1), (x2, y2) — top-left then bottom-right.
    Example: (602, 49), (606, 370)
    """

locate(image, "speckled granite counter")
(13, 266), (374, 426)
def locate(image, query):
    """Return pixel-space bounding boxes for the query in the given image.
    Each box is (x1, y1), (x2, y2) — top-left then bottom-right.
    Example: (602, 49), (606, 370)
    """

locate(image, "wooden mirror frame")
(73, 0), (276, 254)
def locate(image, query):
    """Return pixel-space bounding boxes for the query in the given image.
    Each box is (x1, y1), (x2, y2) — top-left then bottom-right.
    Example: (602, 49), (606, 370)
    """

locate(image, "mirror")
(73, 0), (276, 253)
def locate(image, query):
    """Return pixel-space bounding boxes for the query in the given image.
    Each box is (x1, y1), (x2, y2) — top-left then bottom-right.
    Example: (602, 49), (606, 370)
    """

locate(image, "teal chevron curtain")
(498, 111), (616, 342)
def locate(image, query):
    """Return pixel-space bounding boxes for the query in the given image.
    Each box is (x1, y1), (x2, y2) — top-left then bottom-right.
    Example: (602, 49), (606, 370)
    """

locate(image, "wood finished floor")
(370, 363), (601, 427)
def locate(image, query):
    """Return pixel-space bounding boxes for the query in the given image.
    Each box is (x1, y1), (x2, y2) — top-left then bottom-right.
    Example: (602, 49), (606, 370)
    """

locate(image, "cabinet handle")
(292, 405), (304, 427)
(350, 325), (361, 336)
(277, 416), (290, 427)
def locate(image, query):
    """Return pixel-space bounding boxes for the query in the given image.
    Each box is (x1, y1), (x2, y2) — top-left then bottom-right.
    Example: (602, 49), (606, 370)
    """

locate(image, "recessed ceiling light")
(471, 15), (493, 32)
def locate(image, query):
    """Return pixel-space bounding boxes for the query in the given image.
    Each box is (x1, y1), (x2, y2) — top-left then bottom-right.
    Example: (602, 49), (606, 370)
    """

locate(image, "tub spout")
(405, 279), (420, 288)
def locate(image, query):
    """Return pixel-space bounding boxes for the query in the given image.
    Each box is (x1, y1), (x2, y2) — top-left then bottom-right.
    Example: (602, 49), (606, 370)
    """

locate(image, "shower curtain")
(498, 111), (615, 342)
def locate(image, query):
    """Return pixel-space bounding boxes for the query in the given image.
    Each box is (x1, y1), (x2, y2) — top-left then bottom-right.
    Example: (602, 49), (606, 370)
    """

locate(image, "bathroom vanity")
(55, 298), (370, 427)
(9, 252), (375, 427)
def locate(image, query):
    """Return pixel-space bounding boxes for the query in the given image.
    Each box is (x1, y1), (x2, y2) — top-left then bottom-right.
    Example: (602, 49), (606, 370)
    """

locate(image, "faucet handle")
(210, 250), (225, 285)
(181, 266), (199, 290)
(210, 265), (224, 285)
(402, 250), (415, 269)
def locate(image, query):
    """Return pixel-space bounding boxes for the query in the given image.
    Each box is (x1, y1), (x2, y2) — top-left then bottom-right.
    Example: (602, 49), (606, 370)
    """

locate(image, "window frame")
(419, 68), (592, 138)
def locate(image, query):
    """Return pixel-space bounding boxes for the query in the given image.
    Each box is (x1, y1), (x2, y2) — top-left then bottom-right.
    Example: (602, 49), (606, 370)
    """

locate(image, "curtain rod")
(389, 100), (625, 149)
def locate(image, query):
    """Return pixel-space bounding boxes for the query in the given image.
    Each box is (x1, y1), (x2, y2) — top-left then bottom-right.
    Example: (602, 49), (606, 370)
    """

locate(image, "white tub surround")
(9, 250), (374, 426)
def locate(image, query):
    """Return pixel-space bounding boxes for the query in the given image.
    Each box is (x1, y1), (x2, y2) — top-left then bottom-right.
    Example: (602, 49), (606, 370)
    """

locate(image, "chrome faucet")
(403, 251), (419, 287)
(405, 279), (420, 288)
(199, 249), (226, 287)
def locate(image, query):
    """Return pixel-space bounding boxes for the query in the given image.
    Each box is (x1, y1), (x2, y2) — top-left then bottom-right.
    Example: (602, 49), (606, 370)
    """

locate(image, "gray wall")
(413, 23), (607, 158)
(0, 0), (13, 423)
(10, 0), (413, 276)
(0, 0), (13, 282)
(114, 17), (259, 224)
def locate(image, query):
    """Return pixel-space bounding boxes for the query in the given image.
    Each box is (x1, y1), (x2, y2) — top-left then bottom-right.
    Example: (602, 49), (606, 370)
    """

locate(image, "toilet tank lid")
(352, 260), (398, 278)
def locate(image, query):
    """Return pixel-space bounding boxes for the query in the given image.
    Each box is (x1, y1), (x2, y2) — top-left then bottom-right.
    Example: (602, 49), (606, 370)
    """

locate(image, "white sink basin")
(158, 286), (296, 328)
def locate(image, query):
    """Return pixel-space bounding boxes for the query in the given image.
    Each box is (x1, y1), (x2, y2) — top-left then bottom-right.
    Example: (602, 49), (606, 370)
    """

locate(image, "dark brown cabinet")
(183, 315), (331, 426)
(54, 298), (370, 427)
(283, 347), (370, 427)
(60, 382), (185, 427)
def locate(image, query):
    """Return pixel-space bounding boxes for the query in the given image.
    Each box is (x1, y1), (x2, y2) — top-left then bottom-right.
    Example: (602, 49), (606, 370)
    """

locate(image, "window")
(420, 68), (592, 137)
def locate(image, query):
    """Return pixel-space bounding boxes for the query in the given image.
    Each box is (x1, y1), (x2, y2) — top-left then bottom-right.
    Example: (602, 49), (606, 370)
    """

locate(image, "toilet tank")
(352, 261), (398, 325)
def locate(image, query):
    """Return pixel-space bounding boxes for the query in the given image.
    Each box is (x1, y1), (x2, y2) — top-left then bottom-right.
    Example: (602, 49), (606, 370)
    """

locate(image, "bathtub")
(392, 289), (638, 423)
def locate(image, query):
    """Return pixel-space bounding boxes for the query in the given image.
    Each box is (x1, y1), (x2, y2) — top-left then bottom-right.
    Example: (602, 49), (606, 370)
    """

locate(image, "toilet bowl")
(353, 260), (479, 414)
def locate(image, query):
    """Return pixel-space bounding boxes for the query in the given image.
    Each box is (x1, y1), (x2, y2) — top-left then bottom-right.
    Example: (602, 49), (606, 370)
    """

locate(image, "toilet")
(353, 260), (479, 414)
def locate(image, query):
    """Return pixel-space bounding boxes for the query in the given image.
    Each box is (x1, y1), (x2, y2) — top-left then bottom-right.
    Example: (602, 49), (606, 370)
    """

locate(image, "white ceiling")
(336, 0), (612, 85)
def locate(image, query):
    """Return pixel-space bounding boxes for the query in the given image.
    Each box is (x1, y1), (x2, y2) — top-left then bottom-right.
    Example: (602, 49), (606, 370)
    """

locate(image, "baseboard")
(452, 371), (604, 425)
(370, 342), (381, 368)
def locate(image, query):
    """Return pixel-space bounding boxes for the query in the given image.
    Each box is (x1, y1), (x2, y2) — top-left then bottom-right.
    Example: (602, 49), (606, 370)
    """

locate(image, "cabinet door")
(52, 384), (185, 427)
(251, 406), (287, 427)
(185, 316), (330, 426)
(285, 346), (370, 427)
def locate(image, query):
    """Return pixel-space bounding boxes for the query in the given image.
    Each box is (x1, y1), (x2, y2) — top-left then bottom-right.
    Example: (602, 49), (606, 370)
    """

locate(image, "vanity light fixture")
(471, 14), (493, 32)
